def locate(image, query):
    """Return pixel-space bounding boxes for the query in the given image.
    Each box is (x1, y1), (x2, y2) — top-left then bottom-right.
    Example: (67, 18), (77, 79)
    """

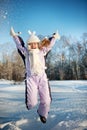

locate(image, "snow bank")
(50, 80), (87, 93)
(0, 79), (14, 84)
(51, 120), (87, 130)
(0, 118), (28, 130)
(49, 80), (87, 87)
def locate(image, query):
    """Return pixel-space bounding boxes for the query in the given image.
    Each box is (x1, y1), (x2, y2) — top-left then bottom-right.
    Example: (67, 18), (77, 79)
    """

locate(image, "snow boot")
(39, 115), (46, 123)
(37, 110), (46, 123)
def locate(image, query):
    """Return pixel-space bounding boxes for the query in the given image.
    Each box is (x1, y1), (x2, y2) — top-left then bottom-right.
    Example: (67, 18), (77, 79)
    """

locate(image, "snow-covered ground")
(0, 79), (87, 130)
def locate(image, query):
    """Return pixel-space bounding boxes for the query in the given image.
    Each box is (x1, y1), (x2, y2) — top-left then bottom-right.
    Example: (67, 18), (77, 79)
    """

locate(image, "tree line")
(0, 33), (87, 81)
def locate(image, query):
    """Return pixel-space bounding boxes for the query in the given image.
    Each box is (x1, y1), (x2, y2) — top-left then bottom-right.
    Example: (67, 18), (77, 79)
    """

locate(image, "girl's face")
(28, 42), (39, 49)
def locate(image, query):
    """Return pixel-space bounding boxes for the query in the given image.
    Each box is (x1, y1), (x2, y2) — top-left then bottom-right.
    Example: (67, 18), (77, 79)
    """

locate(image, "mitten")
(53, 30), (60, 40)
(10, 27), (21, 36)
(10, 27), (16, 36)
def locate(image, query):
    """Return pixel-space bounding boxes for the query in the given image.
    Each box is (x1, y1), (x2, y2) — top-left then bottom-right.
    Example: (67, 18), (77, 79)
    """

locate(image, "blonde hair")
(39, 38), (50, 50)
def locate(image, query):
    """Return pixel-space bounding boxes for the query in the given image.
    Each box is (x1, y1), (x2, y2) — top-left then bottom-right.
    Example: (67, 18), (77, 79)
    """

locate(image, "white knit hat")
(27, 30), (40, 44)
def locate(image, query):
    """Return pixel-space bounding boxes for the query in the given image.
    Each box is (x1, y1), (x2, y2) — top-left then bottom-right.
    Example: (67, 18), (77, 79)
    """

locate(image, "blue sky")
(0, 0), (87, 44)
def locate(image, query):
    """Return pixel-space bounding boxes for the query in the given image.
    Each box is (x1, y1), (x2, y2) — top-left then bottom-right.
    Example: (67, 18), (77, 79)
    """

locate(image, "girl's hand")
(53, 30), (60, 40)
(10, 27), (16, 36)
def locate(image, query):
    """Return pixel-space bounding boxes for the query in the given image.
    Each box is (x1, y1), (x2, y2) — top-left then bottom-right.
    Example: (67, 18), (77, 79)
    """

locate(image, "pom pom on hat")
(27, 30), (40, 44)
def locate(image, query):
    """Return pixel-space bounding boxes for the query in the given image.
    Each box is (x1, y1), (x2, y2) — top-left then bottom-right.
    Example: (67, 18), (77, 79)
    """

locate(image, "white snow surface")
(0, 79), (87, 130)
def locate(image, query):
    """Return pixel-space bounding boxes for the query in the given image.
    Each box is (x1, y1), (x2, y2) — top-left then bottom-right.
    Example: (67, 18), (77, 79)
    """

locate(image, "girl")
(10, 27), (60, 123)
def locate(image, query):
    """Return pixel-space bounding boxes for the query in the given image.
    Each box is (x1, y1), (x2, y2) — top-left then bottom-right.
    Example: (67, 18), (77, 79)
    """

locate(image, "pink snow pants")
(25, 73), (51, 118)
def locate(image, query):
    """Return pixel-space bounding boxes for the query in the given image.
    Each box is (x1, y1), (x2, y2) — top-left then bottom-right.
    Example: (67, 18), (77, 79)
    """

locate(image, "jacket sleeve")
(13, 35), (27, 56)
(42, 37), (56, 55)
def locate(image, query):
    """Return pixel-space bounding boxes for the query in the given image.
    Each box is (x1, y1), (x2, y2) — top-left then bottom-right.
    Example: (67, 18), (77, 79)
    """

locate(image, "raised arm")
(10, 27), (27, 56)
(41, 31), (60, 54)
